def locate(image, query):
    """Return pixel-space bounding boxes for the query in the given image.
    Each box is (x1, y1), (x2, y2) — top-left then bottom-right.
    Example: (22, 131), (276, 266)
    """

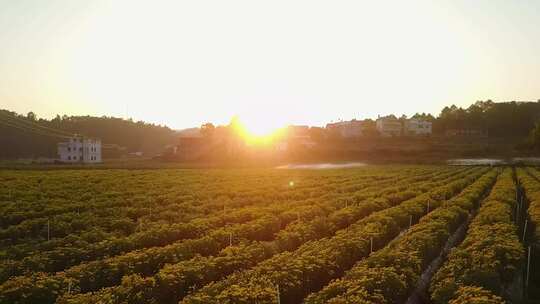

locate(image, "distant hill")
(0, 110), (177, 159)
(175, 127), (201, 137)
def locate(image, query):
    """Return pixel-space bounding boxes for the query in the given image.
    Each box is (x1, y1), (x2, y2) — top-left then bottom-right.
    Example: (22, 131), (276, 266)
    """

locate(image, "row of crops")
(1, 166), (540, 303)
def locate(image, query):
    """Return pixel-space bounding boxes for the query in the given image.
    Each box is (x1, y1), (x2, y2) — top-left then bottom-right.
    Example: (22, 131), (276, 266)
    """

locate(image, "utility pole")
(521, 196), (525, 222)
(229, 232), (233, 247)
(82, 135), (85, 163)
(526, 246), (532, 293)
(523, 219), (528, 242)
(486, 123), (489, 151)
(276, 284), (281, 304)
(517, 201), (521, 223)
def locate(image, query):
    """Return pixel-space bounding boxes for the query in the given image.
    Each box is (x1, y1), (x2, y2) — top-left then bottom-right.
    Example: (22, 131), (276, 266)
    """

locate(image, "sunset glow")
(229, 116), (285, 145)
(2, 2), (540, 302)
(241, 117), (285, 137)
(1, 1), (540, 129)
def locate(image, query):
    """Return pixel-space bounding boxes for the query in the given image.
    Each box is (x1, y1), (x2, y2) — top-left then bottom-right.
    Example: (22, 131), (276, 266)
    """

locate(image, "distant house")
(58, 136), (102, 163)
(174, 131), (208, 160)
(326, 119), (365, 138)
(404, 119), (432, 136)
(171, 127), (245, 160)
(376, 116), (402, 137)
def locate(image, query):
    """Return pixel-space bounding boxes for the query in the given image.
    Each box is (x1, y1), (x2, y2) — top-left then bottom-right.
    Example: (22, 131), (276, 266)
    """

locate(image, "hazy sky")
(1, 1), (539, 132)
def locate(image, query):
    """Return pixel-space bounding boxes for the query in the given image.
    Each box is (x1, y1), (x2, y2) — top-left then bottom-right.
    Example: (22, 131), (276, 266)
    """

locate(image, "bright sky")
(1, 0), (539, 133)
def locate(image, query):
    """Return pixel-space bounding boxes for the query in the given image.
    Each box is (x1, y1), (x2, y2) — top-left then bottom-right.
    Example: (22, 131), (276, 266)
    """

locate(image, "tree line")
(432, 100), (540, 136)
(2, 100), (540, 159)
(0, 110), (177, 159)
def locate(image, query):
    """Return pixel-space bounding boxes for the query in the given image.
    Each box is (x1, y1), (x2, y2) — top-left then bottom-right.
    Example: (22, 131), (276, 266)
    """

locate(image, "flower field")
(0, 166), (538, 304)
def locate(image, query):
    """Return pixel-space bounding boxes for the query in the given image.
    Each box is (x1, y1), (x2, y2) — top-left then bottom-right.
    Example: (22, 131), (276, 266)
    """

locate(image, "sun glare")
(235, 116), (285, 141)
(245, 122), (280, 137)
(226, 115), (288, 146)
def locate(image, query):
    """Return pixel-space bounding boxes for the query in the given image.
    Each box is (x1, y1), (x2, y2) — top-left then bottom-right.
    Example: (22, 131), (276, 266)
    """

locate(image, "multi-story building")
(57, 136), (102, 163)
(326, 119), (365, 138)
(376, 116), (402, 137)
(404, 119), (432, 136)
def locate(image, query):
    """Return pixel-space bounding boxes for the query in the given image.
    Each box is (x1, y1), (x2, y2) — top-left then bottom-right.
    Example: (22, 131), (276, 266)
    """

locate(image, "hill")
(0, 110), (177, 159)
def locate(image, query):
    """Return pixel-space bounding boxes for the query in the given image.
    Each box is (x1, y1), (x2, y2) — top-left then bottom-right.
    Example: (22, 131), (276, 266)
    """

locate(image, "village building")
(404, 119), (432, 136)
(170, 126), (246, 160)
(172, 130), (209, 160)
(376, 116), (402, 137)
(326, 119), (365, 138)
(57, 136), (102, 163)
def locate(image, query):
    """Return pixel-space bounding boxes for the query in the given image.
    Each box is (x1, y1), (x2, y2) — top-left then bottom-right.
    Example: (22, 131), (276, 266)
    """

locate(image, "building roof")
(326, 119), (364, 128)
(376, 115), (399, 122)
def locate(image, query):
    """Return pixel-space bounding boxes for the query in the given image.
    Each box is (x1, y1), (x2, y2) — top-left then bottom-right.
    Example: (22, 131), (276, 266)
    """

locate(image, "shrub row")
(429, 169), (522, 303)
(178, 169), (489, 304)
(1, 166), (444, 261)
(303, 169), (500, 304)
(56, 168), (473, 304)
(0, 168), (460, 284)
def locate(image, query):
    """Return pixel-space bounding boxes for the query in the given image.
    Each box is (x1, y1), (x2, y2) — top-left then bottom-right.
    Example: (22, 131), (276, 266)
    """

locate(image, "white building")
(376, 116), (402, 137)
(326, 119), (364, 138)
(58, 136), (102, 163)
(404, 119), (432, 136)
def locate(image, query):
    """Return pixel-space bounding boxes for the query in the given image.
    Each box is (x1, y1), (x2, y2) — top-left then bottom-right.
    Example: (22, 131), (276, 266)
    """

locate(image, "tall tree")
(529, 122), (540, 151)
(200, 123), (216, 138)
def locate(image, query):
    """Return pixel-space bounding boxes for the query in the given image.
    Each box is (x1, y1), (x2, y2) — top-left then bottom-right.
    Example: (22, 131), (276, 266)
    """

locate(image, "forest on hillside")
(1, 100), (540, 159)
(0, 110), (177, 159)
(422, 100), (540, 137)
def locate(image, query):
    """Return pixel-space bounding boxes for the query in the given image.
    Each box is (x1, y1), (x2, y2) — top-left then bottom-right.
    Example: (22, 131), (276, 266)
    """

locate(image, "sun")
(246, 122), (280, 137)
(230, 116), (285, 143)
(241, 116), (284, 136)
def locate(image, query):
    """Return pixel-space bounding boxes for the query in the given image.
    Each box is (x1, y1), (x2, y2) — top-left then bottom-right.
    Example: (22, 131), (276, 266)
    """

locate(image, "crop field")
(0, 166), (539, 304)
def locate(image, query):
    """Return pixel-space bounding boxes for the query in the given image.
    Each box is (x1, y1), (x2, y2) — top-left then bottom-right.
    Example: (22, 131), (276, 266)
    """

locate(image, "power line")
(0, 119), (72, 139)
(0, 115), (74, 138)
(0, 111), (81, 136)
(0, 112), (75, 137)
(0, 116), (71, 137)
(0, 119), (71, 139)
